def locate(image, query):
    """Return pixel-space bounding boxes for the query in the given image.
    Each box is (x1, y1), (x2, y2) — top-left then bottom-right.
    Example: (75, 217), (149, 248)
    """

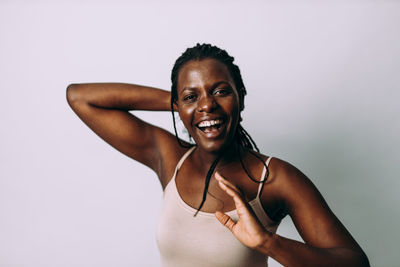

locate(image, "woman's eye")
(183, 94), (197, 102)
(214, 88), (230, 96)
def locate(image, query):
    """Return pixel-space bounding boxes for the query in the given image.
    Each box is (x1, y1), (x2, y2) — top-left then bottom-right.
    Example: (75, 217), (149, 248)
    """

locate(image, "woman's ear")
(173, 101), (179, 111)
(239, 87), (245, 111)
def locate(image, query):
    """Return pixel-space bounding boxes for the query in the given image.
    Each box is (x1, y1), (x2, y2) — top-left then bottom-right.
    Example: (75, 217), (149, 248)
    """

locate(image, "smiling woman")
(66, 43), (369, 266)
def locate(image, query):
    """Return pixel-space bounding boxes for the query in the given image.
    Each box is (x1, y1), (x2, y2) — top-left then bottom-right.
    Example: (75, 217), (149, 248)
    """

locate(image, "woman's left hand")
(214, 172), (271, 249)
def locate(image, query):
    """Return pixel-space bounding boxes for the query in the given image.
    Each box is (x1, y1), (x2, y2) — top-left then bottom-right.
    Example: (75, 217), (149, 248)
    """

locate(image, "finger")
(215, 172), (250, 212)
(218, 181), (247, 210)
(215, 172), (241, 195)
(215, 171), (230, 184)
(215, 211), (236, 232)
(217, 179), (236, 198)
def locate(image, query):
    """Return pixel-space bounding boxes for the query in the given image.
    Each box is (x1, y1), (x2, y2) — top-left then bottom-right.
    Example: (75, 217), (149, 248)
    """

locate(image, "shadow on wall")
(255, 117), (398, 267)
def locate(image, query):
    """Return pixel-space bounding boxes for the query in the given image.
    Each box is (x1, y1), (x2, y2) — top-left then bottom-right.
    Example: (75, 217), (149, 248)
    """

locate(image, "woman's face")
(176, 58), (241, 153)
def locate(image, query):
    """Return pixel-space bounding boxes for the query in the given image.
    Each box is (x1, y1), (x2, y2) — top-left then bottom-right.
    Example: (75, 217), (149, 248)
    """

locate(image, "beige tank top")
(156, 147), (280, 267)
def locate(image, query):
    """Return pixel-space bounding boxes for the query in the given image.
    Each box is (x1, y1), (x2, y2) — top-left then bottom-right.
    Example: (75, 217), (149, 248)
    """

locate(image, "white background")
(1, 1), (399, 266)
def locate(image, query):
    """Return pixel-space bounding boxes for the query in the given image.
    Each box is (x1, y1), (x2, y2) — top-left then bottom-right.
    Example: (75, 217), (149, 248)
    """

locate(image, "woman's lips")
(195, 121), (226, 139)
(197, 118), (224, 128)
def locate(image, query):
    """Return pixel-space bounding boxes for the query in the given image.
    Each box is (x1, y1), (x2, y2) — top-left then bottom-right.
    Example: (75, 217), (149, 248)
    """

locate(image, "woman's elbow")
(359, 253), (370, 267)
(66, 83), (83, 106)
(353, 251), (370, 267)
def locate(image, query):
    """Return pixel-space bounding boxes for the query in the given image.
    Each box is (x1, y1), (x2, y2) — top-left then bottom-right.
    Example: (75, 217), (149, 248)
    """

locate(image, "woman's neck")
(191, 142), (242, 174)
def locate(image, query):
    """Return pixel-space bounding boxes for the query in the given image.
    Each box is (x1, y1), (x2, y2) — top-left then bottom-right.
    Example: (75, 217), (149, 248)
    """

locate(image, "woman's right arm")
(66, 83), (181, 182)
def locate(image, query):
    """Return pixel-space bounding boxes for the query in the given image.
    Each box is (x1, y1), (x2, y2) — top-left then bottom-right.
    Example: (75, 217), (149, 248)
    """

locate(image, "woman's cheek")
(179, 104), (196, 127)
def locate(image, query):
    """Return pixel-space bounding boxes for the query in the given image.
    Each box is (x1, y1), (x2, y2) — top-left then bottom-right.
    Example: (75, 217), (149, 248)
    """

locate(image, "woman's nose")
(198, 95), (217, 113)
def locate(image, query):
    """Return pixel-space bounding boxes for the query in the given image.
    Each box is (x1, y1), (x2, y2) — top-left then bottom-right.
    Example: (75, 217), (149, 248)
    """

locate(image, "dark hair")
(171, 43), (246, 111)
(170, 43), (268, 216)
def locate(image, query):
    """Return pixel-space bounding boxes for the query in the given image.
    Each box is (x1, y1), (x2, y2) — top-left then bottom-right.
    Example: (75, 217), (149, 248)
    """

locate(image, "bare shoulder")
(255, 156), (312, 221)
(151, 128), (193, 188)
(267, 157), (315, 193)
(266, 157), (329, 214)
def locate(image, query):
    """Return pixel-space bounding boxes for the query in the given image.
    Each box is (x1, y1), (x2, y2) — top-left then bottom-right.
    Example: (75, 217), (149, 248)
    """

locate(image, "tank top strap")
(257, 156), (273, 197)
(176, 146), (196, 171)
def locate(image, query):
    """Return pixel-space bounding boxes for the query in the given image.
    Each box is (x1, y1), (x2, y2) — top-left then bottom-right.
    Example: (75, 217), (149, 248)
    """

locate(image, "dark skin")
(66, 58), (369, 266)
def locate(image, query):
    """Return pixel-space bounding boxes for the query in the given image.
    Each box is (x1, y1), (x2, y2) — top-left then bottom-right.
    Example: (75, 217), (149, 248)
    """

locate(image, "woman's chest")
(156, 179), (271, 267)
(175, 164), (260, 213)
(174, 157), (284, 221)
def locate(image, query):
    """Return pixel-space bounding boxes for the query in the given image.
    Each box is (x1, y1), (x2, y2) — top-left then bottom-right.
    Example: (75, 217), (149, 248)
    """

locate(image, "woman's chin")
(194, 138), (235, 155)
(199, 145), (224, 155)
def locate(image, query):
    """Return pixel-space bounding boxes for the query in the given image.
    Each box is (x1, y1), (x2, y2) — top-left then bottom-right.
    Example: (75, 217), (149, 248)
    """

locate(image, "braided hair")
(170, 43), (268, 216)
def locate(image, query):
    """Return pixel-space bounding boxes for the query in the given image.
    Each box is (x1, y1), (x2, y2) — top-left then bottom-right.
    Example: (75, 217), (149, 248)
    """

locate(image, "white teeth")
(198, 119), (223, 128)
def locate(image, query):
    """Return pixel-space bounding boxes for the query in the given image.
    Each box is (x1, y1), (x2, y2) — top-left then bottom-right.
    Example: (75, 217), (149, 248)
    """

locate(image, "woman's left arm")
(214, 160), (370, 267)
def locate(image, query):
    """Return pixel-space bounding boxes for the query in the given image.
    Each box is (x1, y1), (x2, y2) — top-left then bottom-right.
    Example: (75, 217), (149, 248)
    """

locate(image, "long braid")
(194, 154), (223, 217)
(236, 139), (270, 184)
(238, 125), (260, 152)
(170, 43), (269, 216)
(170, 98), (193, 148)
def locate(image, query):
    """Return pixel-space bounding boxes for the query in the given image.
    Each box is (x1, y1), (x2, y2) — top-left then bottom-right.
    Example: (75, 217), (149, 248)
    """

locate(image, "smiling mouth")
(196, 119), (225, 134)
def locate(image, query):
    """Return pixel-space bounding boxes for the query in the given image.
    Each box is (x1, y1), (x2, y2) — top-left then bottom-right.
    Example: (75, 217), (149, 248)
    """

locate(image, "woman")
(66, 44), (369, 266)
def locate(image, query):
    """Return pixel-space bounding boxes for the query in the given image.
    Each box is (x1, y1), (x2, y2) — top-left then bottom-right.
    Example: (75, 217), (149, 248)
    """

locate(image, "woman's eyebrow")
(180, 87), (197, 93)
(211, 81), (231, 89)
(183, 86), (197, 91)
(180, 81), (231, 93)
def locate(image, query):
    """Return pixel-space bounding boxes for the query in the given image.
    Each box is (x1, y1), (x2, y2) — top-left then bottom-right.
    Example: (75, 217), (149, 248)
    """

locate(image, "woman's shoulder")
(157, 143), (195, 188)
(243, 151), (302, 184)
(264, 156), (328, 215)
(268, 157), (303, 180)
(247, 153), (298, 221)
(266, 157), (313, 193)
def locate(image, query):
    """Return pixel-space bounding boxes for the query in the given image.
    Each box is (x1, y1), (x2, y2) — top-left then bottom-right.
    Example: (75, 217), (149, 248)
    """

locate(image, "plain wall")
(1, 1), (399, 266)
